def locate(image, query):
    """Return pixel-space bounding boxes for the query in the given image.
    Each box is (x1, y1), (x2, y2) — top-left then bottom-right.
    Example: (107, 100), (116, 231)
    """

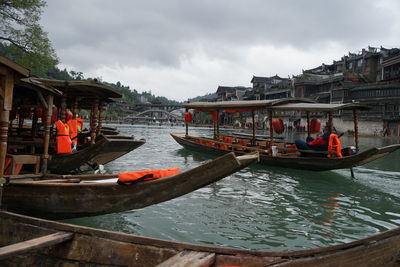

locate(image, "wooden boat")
(1, 210), (400, 266)
(81, 135), (146, 168)
(2, 152), (258, 219)
(171, 133), (400, 171)
(99, 126), (120, 135)
(48, 134), (146, 173)
(173, 99), (400, 172)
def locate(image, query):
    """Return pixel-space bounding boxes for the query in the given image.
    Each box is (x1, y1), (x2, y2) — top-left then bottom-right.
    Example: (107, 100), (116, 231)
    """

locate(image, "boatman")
(295, 126), (331, 157)
(55, 120), (72, 154)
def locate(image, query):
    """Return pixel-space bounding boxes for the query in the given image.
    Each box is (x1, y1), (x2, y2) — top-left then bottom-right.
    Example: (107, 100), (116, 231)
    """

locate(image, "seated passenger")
(295, 126), (331, 157)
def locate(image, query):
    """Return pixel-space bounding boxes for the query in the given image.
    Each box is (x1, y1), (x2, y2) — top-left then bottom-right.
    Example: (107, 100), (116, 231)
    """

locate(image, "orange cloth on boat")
(67, 119), (79, 144)
(327, 134), (342, 158)
(118, 168), (180, 184)
(55, 120), (72, 154)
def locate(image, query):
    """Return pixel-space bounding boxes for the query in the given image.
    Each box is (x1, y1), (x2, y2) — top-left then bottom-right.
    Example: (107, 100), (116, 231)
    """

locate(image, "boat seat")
(6, 154), (41, 175)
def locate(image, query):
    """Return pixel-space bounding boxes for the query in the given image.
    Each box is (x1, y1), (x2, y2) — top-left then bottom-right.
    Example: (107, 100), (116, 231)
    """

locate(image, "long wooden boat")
(1, 210), (400, 266)
(175, 99), (400, 172)
(89, 135), (145, 166)
(78, 134), (146, 171)
(171, 132), (400, 171)
(2, 152), (258, 219)
(47, 134), (146, 173)
(100, 126), (120, 135)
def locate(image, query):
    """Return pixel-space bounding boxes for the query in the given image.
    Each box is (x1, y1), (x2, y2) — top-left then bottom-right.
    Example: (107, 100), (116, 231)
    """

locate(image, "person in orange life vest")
(55, 120), (72, 154)
(67, 119), (79, 151)
(76, 117), (84, 132)
(65, 109), (73, 122)
(295, 126), (331, 157)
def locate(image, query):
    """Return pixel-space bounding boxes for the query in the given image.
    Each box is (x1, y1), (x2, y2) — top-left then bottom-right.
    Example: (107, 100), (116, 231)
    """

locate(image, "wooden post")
(268, 109), (274, 148)
(72, 97), (78, 119)
(251, 111), (256, 145)
(185, 108), (188, 136)
(353, 109), (359, 151)
(213, 112), (216, 140)
(306, 111), (310, 137)
(216, 110), (220, 139)
(328, 111), (333, 133)
(96, 101), (104, 135)
(0, 69), (14, 207)
(90, 98), (99, 144)
(31, 110), (38, 138)
(60, 95), (67, 123)
(41, 94), (54, 174)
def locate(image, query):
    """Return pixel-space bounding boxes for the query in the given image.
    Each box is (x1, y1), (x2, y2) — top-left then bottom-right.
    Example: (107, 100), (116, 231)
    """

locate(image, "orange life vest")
(327, 134), (342, 158)
(76, 118), (84, 132)
(118, 168), (180, 185)
(55, 120), (72, 154)
(67, 119), (78, 144)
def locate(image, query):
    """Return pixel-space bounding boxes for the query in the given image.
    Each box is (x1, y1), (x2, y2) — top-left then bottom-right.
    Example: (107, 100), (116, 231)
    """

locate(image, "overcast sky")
(41, 0), (400, 101)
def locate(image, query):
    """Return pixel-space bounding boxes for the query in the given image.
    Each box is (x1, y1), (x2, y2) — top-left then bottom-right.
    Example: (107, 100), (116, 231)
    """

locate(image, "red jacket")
(307, 136), (327, 147)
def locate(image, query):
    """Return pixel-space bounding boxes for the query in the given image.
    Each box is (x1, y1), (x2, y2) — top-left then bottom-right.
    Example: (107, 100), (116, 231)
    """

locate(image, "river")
(63, 124), (400, 251)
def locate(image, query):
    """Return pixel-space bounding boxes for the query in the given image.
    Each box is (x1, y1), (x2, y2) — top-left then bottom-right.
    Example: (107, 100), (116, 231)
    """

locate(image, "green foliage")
(0, 0), (58, 76)
(188, 93), (216, 102)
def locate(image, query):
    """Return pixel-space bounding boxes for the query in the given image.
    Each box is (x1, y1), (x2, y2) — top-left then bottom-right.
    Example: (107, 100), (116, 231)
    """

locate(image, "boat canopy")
(271, 102), (371, 111)
(17, 78), (62, 96)
(33, 78), (122, 99)
(0, 55), (30, 77)
(183, 98), (314, 111)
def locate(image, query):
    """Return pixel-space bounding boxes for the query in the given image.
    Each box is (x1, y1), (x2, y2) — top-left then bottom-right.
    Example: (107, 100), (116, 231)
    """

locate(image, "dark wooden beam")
(0, 232), (73, 260)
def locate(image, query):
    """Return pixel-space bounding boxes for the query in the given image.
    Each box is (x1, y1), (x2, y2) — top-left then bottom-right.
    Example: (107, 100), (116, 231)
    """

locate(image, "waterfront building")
(294, 46), (400, 136)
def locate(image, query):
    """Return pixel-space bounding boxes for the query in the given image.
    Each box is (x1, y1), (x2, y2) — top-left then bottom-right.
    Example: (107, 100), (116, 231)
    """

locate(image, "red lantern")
(272, 118), (284, 134)
(18, 107), (31, 119)
(310, 118), (321, 134)
(209, 111), (219, 122)
(184, 112), (192, 123)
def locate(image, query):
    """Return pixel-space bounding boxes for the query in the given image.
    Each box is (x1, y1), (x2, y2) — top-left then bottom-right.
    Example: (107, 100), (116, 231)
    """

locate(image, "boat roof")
(33, 78), (122, 99)
(0, 55), (30, 77)
(17, 78), (62, 96)
(272, 102), (371, 111)
(183, 98), (314, 110)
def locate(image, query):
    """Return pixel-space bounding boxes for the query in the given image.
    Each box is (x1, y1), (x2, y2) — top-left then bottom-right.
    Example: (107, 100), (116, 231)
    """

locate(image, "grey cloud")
(42, 0), (398, 73)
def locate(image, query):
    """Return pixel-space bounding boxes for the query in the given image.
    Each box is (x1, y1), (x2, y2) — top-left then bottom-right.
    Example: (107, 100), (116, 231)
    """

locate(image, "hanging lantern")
(184, 112), (192, 123)
(209, 111), (219, 122)
(272, 118), (284, 134)
(310, 118), (321, 134)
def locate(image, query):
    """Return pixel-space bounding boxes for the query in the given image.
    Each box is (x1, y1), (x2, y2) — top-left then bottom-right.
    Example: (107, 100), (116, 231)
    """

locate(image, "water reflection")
(63, 124), (400, 251)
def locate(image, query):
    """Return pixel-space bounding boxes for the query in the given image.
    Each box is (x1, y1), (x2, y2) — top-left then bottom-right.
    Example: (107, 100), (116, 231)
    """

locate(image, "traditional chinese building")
(248, 75), (291, 100)
(294, 46), (400, 136)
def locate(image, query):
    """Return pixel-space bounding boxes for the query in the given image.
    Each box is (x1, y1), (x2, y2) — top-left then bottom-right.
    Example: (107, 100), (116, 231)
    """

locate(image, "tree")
(0, 0), (58, 76)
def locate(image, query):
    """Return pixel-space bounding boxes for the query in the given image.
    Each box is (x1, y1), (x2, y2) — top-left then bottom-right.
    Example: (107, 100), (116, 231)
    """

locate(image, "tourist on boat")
(295, 126), (331, 157)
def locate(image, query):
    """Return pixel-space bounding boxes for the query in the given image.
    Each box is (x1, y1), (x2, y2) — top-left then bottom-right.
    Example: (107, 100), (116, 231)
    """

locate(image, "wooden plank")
(0, 231), (73, 260)
(156, 251), (215, 267)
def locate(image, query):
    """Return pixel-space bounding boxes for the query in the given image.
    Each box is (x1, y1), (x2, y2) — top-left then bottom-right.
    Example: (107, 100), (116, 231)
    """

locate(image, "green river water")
(63, 124), (400, 251)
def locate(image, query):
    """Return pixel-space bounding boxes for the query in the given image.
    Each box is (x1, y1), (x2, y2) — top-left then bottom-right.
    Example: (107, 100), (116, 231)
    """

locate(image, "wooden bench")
(6, 154), (41, 175)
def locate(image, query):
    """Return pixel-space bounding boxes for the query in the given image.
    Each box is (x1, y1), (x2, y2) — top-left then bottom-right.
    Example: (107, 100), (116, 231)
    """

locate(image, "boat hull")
(3, 152), (258, 219)
(171, 132), (400, 171)
(48, 135), (145, 174)
(1, 210), (399, 266)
